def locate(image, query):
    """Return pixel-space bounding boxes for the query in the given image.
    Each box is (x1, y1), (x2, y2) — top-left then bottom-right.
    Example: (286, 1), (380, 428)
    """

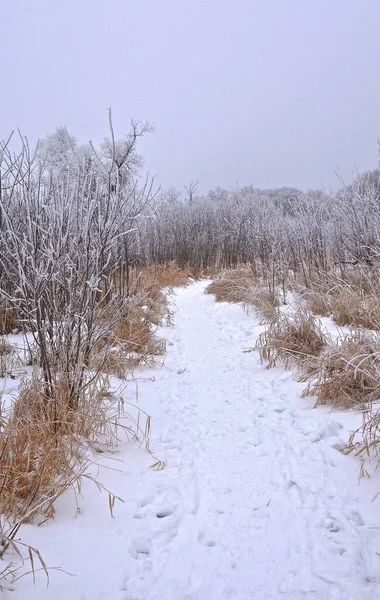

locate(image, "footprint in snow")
(137, 487), (180, 522)
(198, 530), (217, 548)
(345, 510), (364, 527)
(140, 494), (154, 508)
(320, 517), (342, 533)
(130, 537), (151, 558)
(156, 507), (173, 519)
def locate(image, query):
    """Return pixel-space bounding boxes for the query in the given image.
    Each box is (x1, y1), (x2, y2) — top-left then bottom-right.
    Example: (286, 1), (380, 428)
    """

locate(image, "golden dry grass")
(0, 340), (12, 357)
(205, 268), (255, 303)
(94, 288), (168, 378)
(330, 291), (380, 330)
(134, 262), (218, 287)
(0, 340), (23, 378)
(303, 288), (380, 330)
(187, 266), (219, 279)
(342, 264), (380, 296)
(302, 331), (380, 408)
(0, 373), (143, 522)
(206, 268), (279, 323)
(0, 307), (21, 335)
(302, 291), (332, 317)
(295, 266), (380, 329)
(93, 263), (184, 378)
(256, 309), (328, 370)
(248, 288), (279, 324)
(128, 262), (190, 292)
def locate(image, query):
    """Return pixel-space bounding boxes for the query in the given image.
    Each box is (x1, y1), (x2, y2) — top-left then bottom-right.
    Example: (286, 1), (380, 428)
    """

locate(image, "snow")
(6, 281), (380, 599)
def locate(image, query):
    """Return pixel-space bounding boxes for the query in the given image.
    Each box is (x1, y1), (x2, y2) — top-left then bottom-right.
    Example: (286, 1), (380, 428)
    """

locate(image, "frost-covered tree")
(0, 117), (155, 414)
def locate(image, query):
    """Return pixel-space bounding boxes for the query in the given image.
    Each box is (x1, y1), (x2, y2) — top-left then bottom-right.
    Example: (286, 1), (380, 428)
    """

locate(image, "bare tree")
(184, 180), (199, 205)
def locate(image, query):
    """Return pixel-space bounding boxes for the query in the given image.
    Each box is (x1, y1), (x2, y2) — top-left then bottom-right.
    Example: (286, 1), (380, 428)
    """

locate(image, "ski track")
(15, 281), (380, 600)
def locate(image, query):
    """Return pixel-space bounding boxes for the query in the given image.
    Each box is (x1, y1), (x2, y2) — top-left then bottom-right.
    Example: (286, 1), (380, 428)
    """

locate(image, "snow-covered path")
(18, 281), (380, 600)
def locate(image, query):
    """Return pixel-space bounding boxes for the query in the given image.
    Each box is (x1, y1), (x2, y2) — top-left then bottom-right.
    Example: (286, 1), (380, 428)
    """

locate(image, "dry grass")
(256, 309), (328, 370)
(115, 297), (166, 354)
(303, 288), (380, 330)
(133, 262), (217, 287)
(0, 373), (145, 522)
(94, 288), (168, 378)
(0, 519), (49, 591)
(297, 267), (380, 471)
(206, 268), (279, 323)
(248, 288), (279, 324)
(0, 340), (12, 357)
(93, 347), (139, 379)
(302, 291), (332, 317)
(209, 264), (380, 411)
(205, 268), (255, 303)
(0, 272), (166, 589)
(296, 266), (380, 329)
(330, 291), (380, 330)
(128, 262), (190, 292)
(93, 263), (180, 378)
(0, 340), (22, 378)
(342, 264), (380, 296)
(258, 267), (380, 408)
(0, 306), (21, 336)
(302, 331), (380, 408)
(187, 265), (219, 280)
(346, 408), (380, 472)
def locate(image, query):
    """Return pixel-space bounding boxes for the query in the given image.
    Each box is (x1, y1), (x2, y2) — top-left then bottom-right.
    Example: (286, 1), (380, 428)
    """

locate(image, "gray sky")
(2, 0), (380, 193)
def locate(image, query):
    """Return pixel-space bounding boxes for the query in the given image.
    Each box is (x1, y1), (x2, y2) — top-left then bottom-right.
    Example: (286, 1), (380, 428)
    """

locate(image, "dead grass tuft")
(302, 331), (380, 408)
(248, 287), (279, 324)
(129, 262), (189, 291)
(303, 291), (332, 317)
(0, 373), (144, 522)
(296, 267), (380, 329)
(205, 268), (255, 303)
(0, 340), (22, 378)
(256, 309), (328, 370)
(330, 291), (380, 330)
(0, 307), (21, 336)
(303, 287), (380, 330)
(346, 407), (380, 471)
(94, 287), (168, 377)
(206, 268), (279, 323)
(187, 265), (219, 280)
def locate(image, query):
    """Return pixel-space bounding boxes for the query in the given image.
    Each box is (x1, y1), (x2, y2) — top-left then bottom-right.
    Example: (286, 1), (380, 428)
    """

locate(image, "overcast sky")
(1, 0), (380, 193)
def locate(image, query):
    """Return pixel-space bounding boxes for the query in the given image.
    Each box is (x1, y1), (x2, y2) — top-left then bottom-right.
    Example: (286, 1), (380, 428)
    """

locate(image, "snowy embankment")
(12, 280), (380, 600)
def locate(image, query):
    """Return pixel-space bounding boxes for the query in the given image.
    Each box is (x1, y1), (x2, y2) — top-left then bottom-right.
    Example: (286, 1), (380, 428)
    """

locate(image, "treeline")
(141, 173), (380, 281)
(2, 121), (380, 299)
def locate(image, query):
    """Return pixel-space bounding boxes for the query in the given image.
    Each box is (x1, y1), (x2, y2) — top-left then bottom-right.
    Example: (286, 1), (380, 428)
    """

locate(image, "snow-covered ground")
(8, 280), (380, 600)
